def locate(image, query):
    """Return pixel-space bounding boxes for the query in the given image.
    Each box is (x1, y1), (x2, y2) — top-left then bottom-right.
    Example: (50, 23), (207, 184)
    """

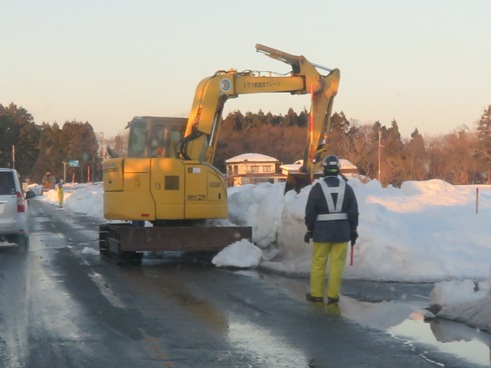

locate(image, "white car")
(0, 168), (35, 248)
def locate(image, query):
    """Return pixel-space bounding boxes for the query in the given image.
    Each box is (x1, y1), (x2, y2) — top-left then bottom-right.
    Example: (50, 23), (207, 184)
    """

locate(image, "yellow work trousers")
(310, 241), (348, 299)
(58, 189), (64, 208)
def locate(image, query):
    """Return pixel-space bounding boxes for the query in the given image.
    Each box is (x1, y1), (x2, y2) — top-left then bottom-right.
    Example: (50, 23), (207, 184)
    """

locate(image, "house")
(226, 154), (362, 187)
(225, 153), (286, 187)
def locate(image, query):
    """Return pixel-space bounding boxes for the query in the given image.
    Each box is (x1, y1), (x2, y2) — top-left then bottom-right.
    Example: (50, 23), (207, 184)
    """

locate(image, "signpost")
(63, 160), (80, 183)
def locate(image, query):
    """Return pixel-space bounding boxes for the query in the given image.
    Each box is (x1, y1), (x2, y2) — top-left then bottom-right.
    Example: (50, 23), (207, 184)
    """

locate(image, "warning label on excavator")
(243, 81), (281, 89)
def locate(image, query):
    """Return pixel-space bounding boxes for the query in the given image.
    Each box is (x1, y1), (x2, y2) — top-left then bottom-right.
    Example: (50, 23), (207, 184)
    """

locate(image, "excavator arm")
(179, 44), (341, 189)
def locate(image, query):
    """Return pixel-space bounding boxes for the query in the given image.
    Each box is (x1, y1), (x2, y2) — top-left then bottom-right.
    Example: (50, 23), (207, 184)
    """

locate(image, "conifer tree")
(475, 105), (491, 182)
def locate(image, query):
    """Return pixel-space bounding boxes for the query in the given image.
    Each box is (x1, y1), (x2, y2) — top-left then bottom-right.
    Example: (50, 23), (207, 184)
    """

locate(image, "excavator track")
(99, 224), (144, 265)
(99, 223), (252, 265)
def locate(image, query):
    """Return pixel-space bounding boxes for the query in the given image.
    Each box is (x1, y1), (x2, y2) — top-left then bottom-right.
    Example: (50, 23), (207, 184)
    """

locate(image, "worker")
(43, 172), (56, 189)
(304, 155), (359, 304)
(57, 179), (64, 208)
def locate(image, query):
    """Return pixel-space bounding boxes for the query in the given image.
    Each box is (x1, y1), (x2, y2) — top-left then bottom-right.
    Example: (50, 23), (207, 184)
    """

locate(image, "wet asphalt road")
(0, 199), (488, 368)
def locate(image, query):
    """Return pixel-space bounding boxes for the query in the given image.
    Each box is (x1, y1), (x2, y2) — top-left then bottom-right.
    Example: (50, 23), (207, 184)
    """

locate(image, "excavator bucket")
(285, 173), (312, 194)
(284, 171), (325, 194)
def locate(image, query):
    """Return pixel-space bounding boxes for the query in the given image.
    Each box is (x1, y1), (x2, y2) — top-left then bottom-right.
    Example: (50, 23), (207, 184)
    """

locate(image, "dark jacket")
(305, 176), (359, 243)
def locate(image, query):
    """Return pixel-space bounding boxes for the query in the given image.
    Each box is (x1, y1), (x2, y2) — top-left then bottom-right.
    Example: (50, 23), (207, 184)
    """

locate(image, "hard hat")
(323, 155), (340, 175)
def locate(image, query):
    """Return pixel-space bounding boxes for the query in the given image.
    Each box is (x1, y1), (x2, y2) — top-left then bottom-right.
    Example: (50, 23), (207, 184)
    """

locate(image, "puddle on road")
(390, 316), (491, 367)
(239, 270), (491, 367)
(226, 318), (311, 367)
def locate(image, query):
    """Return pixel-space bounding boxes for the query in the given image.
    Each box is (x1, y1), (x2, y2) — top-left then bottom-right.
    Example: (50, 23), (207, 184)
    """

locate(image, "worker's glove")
(350, 231), (358, 245)
(304, 231), (312, 244)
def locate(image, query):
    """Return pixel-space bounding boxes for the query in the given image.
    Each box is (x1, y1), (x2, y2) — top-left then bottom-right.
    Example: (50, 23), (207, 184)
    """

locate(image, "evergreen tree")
(0, 107), (18, 168)
(60, 121), (101, 182)
(32, 121), (101, 182)
(475, 105), (491, 182)
(33, 123), (62, 182)
(230, 110), (245, 131)
(243, 111), (261, 129)
(297, 108), (308, 128)
(382, 120), (404, 186)
(0, 103), (40, 180)
(402, 129), (427, 181)
(256, 109), (267, 126)
(16, 120), (41, 178)
(283, 108), (298, 126)
(327, 112), (351, 158)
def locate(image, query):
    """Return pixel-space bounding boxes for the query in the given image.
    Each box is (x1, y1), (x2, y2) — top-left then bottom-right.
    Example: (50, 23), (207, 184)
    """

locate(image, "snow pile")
(81, 246), (100, 256)
(429, 274), (491, 332)
(212, 239), (263, 268)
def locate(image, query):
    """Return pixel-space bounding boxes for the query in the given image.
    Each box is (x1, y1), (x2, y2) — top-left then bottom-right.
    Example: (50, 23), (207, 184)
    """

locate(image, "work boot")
(327, 296), (339, 304)
(305, 293), (323, 302)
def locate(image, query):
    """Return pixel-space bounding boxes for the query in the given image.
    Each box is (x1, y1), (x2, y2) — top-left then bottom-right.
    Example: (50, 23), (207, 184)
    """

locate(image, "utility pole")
(63, 161), (68, 183)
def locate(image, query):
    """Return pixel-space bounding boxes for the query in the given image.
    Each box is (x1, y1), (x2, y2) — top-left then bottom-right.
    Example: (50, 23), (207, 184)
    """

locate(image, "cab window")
(128, 121), (148, 158)
(149, 124), (183, 158)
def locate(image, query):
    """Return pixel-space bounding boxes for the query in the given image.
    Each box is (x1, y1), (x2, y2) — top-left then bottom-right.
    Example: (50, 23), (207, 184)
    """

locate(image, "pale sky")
(1, 0), (490, 139)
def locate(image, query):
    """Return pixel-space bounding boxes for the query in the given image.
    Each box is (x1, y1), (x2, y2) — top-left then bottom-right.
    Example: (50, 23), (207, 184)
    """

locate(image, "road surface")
(0, 199), (488, 368)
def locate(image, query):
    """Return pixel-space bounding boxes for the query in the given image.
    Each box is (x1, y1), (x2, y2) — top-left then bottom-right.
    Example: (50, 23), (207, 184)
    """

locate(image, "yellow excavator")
(100, 44), (340, 263)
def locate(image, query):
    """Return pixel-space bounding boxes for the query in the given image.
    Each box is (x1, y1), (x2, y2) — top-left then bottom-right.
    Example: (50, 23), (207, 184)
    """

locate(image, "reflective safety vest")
(316, 178), (348, 221)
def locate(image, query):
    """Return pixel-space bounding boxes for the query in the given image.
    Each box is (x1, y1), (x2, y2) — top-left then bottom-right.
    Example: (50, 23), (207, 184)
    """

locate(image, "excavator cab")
(127, 116), (187, 159)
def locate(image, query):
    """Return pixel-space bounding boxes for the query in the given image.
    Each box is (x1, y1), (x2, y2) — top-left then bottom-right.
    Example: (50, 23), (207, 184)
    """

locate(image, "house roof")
(226, 153), (280, 163)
